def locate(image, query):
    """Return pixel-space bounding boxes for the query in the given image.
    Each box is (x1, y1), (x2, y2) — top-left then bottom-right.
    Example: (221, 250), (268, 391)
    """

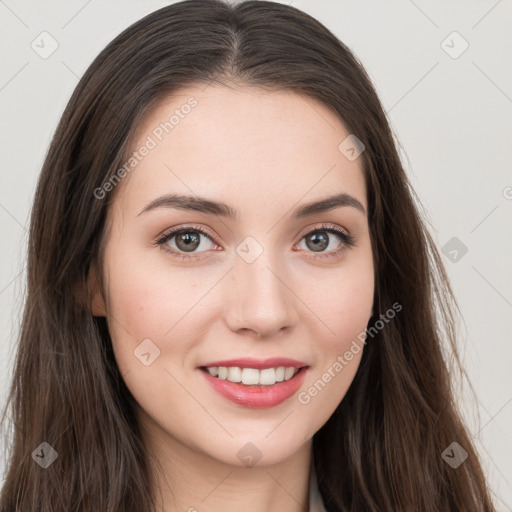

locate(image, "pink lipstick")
(198, 357), (309, 408)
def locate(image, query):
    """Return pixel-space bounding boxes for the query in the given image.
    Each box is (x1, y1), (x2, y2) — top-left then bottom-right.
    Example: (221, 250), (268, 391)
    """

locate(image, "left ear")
(86, 267), (107, 317)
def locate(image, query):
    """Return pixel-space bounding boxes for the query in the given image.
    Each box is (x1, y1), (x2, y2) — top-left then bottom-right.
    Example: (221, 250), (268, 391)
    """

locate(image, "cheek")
(298, 287), (370, 429)
(101, 246), (182, 372)
(104, 242), (204, 336)
(298, 252), (373, 419)
(102, 243), (226, 382)
(310, 251), (374, 350)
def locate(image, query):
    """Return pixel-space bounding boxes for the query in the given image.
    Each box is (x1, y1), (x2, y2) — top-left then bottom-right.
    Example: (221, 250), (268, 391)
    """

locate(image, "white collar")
(308, 458), (327, 512)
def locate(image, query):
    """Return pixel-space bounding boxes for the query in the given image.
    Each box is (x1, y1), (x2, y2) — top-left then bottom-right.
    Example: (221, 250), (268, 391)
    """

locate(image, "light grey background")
(1, 0), (511, 509)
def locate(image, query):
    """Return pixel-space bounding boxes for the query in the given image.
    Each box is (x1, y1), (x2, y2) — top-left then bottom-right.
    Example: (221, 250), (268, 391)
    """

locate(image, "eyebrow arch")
(137, 192), (366, 220)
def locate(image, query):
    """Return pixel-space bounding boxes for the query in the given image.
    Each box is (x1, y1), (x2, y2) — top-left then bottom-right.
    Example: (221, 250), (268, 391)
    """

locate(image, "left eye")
(155, 224), (355, 260)
(298, 229), (344, 253)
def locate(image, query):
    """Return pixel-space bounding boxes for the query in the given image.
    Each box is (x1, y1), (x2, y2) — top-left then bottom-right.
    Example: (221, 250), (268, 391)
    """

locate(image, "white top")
(308, 459), (327, 512)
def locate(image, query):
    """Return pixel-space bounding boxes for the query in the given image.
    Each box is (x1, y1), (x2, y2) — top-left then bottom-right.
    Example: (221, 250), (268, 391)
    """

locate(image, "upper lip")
(200, 357), (309, 369)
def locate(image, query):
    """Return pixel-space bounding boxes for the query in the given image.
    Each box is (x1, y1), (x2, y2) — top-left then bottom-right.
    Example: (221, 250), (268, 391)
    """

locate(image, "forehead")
(114, 83), (367, 219)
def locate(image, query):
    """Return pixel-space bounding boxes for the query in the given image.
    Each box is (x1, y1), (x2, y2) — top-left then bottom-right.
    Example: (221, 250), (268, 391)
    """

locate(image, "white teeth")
(227, 366), (242, 382)
(259, 368), (276, 385)
(205, 366), (300, 385)
(284, 367), (295, 380)
(241, 368), (260, 385)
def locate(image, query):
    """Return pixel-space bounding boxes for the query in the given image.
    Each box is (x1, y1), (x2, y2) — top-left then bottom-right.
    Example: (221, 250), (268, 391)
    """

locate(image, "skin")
(90, 83), (374, 512)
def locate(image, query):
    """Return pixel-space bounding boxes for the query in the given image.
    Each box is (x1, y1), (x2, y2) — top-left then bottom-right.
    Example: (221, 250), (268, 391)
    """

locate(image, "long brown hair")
(0, 0), (496, 510)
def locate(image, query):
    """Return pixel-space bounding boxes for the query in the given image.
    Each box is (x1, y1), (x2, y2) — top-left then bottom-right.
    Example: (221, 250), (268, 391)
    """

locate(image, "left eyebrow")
(136, 192), (366, 220)
(293, 192), (366, 218)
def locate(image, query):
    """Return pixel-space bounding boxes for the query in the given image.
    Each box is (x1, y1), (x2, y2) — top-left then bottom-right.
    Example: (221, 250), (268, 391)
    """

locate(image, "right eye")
(154, 225), (220, 261)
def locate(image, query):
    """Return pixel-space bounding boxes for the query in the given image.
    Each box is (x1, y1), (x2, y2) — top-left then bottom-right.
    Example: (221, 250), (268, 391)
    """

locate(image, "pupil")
(177, 231), (199, 251)
(308, 232), (328, 251)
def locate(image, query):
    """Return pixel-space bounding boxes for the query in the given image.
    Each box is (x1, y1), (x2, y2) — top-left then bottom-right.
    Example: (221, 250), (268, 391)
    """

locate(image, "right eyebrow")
(137, 193), (238, 219)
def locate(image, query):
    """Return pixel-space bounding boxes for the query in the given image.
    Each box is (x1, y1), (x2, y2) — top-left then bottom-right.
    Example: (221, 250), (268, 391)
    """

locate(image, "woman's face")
(91, 84), (374, 466)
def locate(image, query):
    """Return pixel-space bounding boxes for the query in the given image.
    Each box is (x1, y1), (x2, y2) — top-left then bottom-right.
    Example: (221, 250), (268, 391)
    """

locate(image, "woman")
(0, 0), (496, 510)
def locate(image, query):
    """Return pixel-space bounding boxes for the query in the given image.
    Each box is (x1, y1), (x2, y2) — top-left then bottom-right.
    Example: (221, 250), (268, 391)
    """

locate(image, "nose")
(223, 247), (299, 339)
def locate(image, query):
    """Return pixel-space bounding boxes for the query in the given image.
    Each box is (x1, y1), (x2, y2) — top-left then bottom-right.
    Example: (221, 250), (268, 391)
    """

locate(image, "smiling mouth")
(200, 366), (307, 386)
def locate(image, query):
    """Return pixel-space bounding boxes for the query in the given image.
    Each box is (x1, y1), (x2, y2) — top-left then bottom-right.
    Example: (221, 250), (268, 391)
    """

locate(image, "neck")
(139, 409), (313, 512)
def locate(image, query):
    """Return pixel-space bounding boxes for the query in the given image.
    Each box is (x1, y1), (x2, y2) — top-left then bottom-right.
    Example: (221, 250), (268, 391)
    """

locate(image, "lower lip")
(199, 367), (308, 408)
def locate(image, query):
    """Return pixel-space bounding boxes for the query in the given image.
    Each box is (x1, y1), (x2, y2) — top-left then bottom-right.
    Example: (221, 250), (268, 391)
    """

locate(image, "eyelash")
(154, 223), (356, 262)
